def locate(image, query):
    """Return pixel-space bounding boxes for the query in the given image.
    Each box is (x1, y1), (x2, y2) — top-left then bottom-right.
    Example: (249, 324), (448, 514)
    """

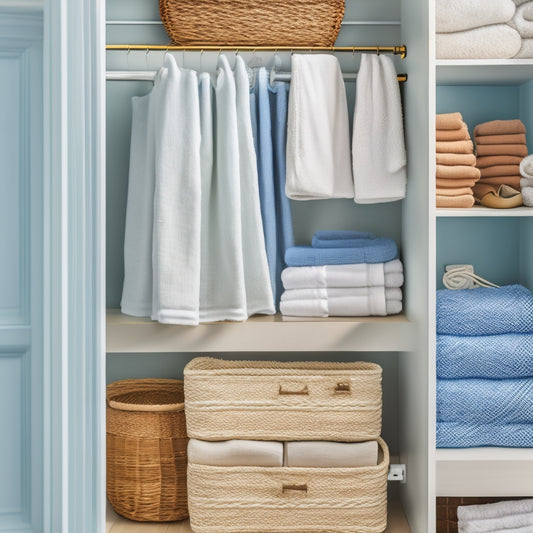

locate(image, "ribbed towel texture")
(458, 499), (533, 533)
(437, 422), (533, 448)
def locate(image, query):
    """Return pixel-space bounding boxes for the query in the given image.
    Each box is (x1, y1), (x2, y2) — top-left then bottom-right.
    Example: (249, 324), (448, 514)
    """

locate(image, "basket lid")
(107, 379), (185, 412)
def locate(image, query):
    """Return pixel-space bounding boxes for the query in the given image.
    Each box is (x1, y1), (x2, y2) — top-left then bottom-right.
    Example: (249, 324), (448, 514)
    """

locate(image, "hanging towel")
(458, 500), (533, 522)
(437, 421), (533, 448)
(281, 260), (404, 290)
(436, 0), (515, 33)
(286, 54), (353, 200)
(509, 1), (533, 37)
(152, 54), (202, 325)
(352, 54), (407, 204)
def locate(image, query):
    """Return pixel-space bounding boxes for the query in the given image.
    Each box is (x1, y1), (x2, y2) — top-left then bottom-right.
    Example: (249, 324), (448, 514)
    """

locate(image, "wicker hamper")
(184, 358), (382, 441)
(187, 437), (389, 533)
(159, 0), (345, 47)
(106, 379), (188, 522)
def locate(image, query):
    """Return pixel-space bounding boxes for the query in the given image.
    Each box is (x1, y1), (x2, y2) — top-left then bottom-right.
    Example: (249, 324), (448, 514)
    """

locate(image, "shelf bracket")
(388, 464), (406, 483)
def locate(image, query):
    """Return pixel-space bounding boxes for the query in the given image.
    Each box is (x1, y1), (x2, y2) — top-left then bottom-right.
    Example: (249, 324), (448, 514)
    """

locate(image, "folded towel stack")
(473, 119), (527, 203)
(436, 284), (533, 448)
(280, 231), (404, 317)
(436, 113), (480, 208)
(520, 154), (533, 206)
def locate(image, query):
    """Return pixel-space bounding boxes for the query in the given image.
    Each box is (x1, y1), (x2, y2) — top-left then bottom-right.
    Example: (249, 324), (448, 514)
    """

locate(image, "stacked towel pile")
(473, 119), (528, 203)
(520, 154), (533, 206)
(280, 231), (404, 317)
(436, 284), (533, 448)
(436, 113), (480, 208)
(458, 499), (533, 533)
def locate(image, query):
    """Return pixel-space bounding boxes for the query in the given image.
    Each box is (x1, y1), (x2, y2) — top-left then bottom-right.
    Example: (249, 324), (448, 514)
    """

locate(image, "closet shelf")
(436, 59), (533, 85)
(106, 309), (414, 353)
(436, 206), (533, 217)
(436, 448), (533, 497)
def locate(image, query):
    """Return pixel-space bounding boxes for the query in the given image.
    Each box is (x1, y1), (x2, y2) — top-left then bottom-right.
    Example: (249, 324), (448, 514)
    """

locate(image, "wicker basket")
(159, 0), (346, 47)
(106, 379), (188, 522)
(188, 437), (389, 533)
(184, 358), (382, 441)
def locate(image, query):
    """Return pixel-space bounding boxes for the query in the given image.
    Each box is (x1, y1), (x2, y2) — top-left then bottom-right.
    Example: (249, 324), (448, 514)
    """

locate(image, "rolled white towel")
(436, 0), (515, 33)
(521, 177), (533, 187)
(284, 441), (379, 468)
(521, 187), (533, 206)
(508, 1), (533, 37)
(515, 0), (531, 5)
(520, 154), (533, 179)
(515, 37), (533, 57)
(458, 499), (533, 521)
(436, 25), (522, 59)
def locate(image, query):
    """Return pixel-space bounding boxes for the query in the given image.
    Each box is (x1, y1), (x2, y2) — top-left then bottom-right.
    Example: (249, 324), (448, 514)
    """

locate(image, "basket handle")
(334, 381), (351, 394)
(282, 483), (308, 494)
(278, 384), (309, 396)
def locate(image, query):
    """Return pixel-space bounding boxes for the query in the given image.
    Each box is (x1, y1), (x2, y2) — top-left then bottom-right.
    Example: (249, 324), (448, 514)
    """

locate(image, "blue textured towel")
(437, 334), (533, 379)
(312, 230), (376, 248)
(437, 285), (533, 336)
(437, 378), (533, 424)
(437, 422), (533, 448)
(250, 68), (294, 307)
(285, 239), (398, 267)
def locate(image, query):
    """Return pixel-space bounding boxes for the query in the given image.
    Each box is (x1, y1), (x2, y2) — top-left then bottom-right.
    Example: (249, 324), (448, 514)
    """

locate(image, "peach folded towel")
(436, 178), (479, 188)
(475, 133), (527, 145)
(436, 112), (465, 131)
(477, 176), (522, 189)
(436, 153), (477, 166)
(436, 194), (475, 208)
(476, 155), (524, 168)
(474, 119), (526, 137)
(436, 165), (481, 180)
(436, 124), (470, 142)
(480, 165), (521, 178)
(436, 140), (474, 154)
(476, 144), (529, 157)
(436, 187), (473, 196)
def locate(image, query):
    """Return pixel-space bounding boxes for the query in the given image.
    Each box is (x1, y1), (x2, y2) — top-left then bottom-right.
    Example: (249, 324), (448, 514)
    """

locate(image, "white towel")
(234, 56), (276, 316)
(521, 177), (533, 187)
(458, 500), (533, 521)
(436, 25), (522, 59)
(459, 514), (533, 533)
(187, 439), (283, 467)
(520, 154), (533, 179)
(352, 54), (407, 204)
(515, 37), (533, 57)
(281, 287), (402, 302)
(436, 0), (515, 33)
(509, 1), (533, 37)
(515, 0), (531, 5)
(284, 440), (378, 468)
(281, 260), (404, 290)
(152, 55), (202, 325)
(286, 54), (353, 200)
(522, 187), (533, 206)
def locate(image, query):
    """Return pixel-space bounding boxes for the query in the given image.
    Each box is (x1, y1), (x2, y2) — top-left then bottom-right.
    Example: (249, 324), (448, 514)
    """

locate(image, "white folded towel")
(436, 0), (515, 33)
(459, 514), (533, 533)
(509, 1), (533, 37)
(436, 25), (522, 59)
(352, 54), (407, 204)
(520, 154), (533, 179)
(152, 54), (202, 325)
(187, 439), (283, 467)
(281, 260), (404, 290)
(515, 37), (533, 57)
(458, 499), (533, 521)
(284, 440), (378, 468)
(281, 287), (402, 302)
(286, 54), (354, 200)
(458, 500), (533, 533)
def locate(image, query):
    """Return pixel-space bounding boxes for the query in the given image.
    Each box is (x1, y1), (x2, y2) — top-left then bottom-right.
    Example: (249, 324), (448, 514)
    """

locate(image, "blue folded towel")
(437, 285), (533, 336)
(437, 334), (533, 379)
(437, 422), (533, 448)
(285, 239), (398, 267)
(437, 378), (533, 424)
(312, 230), (376, 248)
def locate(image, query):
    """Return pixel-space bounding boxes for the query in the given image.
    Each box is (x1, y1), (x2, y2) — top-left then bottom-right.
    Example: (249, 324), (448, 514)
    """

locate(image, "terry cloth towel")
(437, 334), (533, 379)
(281, 286), (402, 302)
(286, 54), (353, 200)
(476, 155), (524, 168)
(437, 421), (533, 448)
(436, 140), (474, 154)
(436, 195), (475, 208)
(474, 119), (527, 137)
(437, 378), (533, 424)
(436, 165), (480, 180)
(480, 165), (521, 178)
(281, 260), (404, 290)
(436, 0), (515, 33)
(522, 187), (533, 206)
(522, 177), (533, 187)
(187, 439), (283, 467)
(284, 440), (378, 468)
(515, 37), (533, 57)
(152, 54), (201, 325)
(520, 154), (533, 178)
(436, 153), (477, 166)
(509, 1), (533, 37)
(436, 124), (470, 142)
(475, 133), (527, 145)
(476, 176), (522, 189)
(436, 187), (473, 197)
(250, 67), (294, 308)
(473, 182), (521, 203)
(352, 54), (407, 203)
(436, 285), (533, 335)
(436, 112), (465, 130)
(436, 25), (522, 59)
(476, 143), (529, 157)
(436, 178), (479, 188)
(312, 230), (376, 245)
(285, 239), (398, 266)
(458, 500), (533, 522)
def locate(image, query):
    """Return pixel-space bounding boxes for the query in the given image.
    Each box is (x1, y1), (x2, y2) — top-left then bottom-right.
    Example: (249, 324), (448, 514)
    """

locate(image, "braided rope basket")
(188, 437), (389, 533)
(106, 379), (188, 522)
(159, 0), (346, 47)
(184, 358), (382, 442)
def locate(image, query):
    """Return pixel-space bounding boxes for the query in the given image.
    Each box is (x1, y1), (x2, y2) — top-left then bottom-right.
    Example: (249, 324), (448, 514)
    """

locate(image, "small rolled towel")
(437, 421), (533, 448)
(477, 176), (522, 189)
(187, 439), (283, 467)
(436, 187), (473, 196)
(508, 1), (533, 37)
(436, 0), (515, 33)
(458, 500), (533, 522)
(476, 143), (529, 157)
(436, 112), (465, 131)
(436, 194), (475, 208)
(436, 165), (480, 180)
(479, 165), (521, 178)
(522, 186), (533, 206)
(436, 153), (477, 166)
(436, 177), (479, 188)
(520, 154), (533, 178)
(475, 133), (527, 145)
(436, 25), (521, 59)
(284, 440), (379, 468)
(515, 37), (533, 57)
(521, 177), (533, 187)
(436, 140), (474, 154)
(474, 119), (526, 137)
(436, 124), (470, 142)
(476, 155), (524, 168)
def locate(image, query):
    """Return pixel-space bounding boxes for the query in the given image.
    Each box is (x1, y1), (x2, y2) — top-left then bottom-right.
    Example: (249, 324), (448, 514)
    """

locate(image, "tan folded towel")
(436, 153), (477, 166)
(436, 165), (481, 180)
(436, 140), (474, 154)
(436, 187), (473, 196)
(436, 177), (479, 188)
(436, 124), (470, 142)
(436, 112), (464, 130)
(476, 155), (524, 168)
(476, 143), (529, 157)
(284, 441), (378, 468)
(436, 194), (475, 208)
(475, 133), (527, 145)
(474, 119), (526, 137)
(477, 176), (522, 189)
(480, 165), (521, 178)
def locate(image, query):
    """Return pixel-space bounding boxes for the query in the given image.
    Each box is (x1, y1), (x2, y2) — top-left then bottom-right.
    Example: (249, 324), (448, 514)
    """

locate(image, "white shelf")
(436, 206), (533, 217)
(436, 448), (533, 496)
(106, 309), (415, 353)
(436, 59), (533, 85)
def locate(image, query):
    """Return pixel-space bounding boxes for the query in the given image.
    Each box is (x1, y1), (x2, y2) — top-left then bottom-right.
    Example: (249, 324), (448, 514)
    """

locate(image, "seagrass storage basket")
(159, 0), (345, 47)
(106, 379), (188, 522)
(184, 358), (382, 441)
(187, 437), (389, 533)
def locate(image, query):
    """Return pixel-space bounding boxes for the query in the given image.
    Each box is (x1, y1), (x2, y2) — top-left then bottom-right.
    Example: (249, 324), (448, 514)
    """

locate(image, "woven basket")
(106, 379), (188, 522)
(188, 437), (389, 533)
(159, 0), (345, 47)
(184, 358), (382, 441)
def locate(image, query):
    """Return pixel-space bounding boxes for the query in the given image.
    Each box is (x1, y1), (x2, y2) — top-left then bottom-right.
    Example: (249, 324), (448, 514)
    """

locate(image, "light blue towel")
(312, 230), (376, 248)
(250, 68), (294, 307)
(285, 238), (398, 267)
(437, 422), (533, 448)
(437, 285), (533, 336)
(437, 378), (533, 424)
(437, 334), (533, 379)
